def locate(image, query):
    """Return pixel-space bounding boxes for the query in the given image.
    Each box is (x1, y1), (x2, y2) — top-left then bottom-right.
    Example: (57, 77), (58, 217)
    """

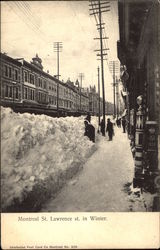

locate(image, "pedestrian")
(122, 116), (126, 133)
(100, 119), (105, 136)
(116, 118), (119, 127)
(106, 118), (114, 141)
(85, 113), (91, 123)
(84, 120), (95, 143)
(118, 117), (121, 127)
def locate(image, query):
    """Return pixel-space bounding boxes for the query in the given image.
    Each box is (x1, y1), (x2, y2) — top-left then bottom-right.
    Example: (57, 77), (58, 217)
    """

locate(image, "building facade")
(118, 0), (160, 191)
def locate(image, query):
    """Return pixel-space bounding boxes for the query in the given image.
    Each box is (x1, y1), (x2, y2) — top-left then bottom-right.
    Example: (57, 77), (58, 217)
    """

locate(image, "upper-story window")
(4, 65), (12, 78)
(43, 81), (46, 89)
(29, 73), (35, 84)
(24, 71), (28, 82)
(4, 65), (8, 77)
(38, 78), (42, 88)
(9, 67), (12, 78)
(15, 69), (18, 81)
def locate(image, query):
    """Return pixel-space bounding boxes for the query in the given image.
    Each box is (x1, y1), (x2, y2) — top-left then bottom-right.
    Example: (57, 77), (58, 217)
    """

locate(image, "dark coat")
(84, 122), (95, 143)
(122, 118), (126, 127)
(100, 120), (105, 135)
(106, 121), (113, 134)
(85, 114), (91, 123)
(106, 120), (114, 140)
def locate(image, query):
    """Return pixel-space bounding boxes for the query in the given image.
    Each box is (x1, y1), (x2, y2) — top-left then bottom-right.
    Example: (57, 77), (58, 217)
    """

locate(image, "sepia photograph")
(1, 0), (160, 249)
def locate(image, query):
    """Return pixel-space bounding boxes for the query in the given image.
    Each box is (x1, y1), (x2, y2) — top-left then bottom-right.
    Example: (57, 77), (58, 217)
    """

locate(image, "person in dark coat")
(118, 117), (121, 127)
(122, 116), (126, 133)
(106, 118), (114, 141)
(85, 113), (91, 123)
(100, 119), (105, 136)
(84, 120), (95, 143)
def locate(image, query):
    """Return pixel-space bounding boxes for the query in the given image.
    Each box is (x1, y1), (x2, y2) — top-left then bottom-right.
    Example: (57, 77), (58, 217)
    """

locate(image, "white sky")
(1, 0), (120, 102)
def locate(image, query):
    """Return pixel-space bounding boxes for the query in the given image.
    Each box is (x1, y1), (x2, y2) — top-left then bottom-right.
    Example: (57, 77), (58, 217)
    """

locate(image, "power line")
(6, 1), (48, 44)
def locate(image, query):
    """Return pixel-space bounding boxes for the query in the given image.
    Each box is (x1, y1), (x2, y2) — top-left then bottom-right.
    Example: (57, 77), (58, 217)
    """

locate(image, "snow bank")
(1, 107), (98, 211)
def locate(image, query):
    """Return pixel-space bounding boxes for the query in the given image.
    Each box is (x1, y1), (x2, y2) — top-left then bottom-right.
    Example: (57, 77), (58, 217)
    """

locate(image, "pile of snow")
(1, 107), (98, 210)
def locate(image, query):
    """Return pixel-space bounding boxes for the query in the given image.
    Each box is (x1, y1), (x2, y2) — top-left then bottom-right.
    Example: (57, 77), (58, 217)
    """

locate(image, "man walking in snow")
(84, 120), (95, 143)
(106, 118), (114, 141)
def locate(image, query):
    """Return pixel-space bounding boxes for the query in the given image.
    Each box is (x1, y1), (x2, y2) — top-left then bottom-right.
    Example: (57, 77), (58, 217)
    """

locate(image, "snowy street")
(1, 108), (153, 212)
(41, 126), (147, 212)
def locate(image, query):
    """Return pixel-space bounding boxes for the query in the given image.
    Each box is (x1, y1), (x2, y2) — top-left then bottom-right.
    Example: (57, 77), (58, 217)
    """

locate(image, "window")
(49, 96), (51, 104)
(9, 67), (12, 78)
(15, 87), (19, 99)
(4, 65), (8, 77)
(9, 86), (12, 97)
(5, 85), (9, 97)
(38, 78), (42, 87)
(15, 69), (18, 80)
(24, 87), (28, 99)
(43, 81), (46, 89)
(24, 71), (28, 82)
(29, 74), (35, 84)
(30, 89), (35, 100)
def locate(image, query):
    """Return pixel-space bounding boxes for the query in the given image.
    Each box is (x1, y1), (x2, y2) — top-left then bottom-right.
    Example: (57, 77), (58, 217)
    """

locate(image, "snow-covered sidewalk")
(41, 126), (148, 212)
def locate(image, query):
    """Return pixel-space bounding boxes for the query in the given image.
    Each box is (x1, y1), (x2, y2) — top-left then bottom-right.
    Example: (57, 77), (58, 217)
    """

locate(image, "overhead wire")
(89, 0), (113, 78)
(14, 1), (43, 36)
(6, 1), (48, 44)
(16, 1), (40, 30)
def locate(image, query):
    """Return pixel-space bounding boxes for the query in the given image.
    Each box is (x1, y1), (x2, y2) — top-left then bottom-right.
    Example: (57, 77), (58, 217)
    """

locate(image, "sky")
(1, 0), (120, 102)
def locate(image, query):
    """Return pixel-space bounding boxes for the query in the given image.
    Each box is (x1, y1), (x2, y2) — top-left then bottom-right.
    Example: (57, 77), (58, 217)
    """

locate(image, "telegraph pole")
(109, 60), (119, 118)
(54, 42), (63, 116)
(97, 66), (100, 125)
(79, 73), (84, 111)
(54, 42), (63, 80)
(116, 77), (119, 118)
(89, 0), (110, 135)
(113, 61), (116, 118)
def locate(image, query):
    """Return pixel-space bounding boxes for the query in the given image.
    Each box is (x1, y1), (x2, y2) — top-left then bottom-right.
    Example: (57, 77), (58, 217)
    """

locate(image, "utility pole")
(54, 42), (63, 80)
(109, 60), (119, 118)
(54, 42), (63, 116)
(116, 76), (119, 118)
(89, 0), (110, 135)
(97, 66), (100, 125)
(79, 73), (84, 111)
(113, 61), (116, 118)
